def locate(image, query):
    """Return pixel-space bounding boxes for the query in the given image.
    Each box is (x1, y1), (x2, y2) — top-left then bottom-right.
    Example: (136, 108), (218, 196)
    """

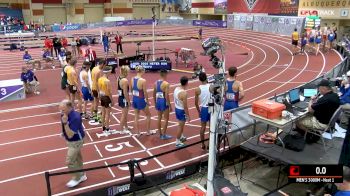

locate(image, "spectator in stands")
(70, 37), (77, 57)
(85, 45), (96, 71)
(296, 79), (340, 139)
(102, 32), (109, 54)
(20, 65), (40, 95)
(76, 37), (82, 57)
(58, 99), (87, 188)
(23, 49), (41, 70)
(115, 31), (123, 54)
(44, 36), (53, 56)
(61, 36), (68, 50)
(42, 48), (55, 69)
(53, 34), (62, 59)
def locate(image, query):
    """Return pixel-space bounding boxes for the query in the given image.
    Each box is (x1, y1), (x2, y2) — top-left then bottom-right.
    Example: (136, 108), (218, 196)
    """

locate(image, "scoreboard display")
(130, 61), (172, 71)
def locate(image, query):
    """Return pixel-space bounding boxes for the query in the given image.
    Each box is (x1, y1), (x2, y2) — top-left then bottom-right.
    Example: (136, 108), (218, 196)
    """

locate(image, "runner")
(328, 30), (336, 49)
(223, 66), (245, 111)
(98, 66), (114, 134)
(61, 53), (72, 99)
(174, 76), (191, 148)
(315, 30), (322, 56)
(117, 65), (131, 133)
(79, 61), (94, 120)
(291, 28), (299, 55)
(300, 29), (307, 54)
(195, 72), (210, 150)
(66, 58), (83, 114)
(91, 58), (106, 123)
(153, 69), (172, 140)
(131, 66), (152, 137)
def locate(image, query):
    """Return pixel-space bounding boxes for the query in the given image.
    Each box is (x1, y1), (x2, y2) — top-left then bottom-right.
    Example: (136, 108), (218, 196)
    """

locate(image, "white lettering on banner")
(118, 158), (148, 171)
(166, 168), (186, 180)
(301, 0), (350, 8)
(300, 9), (335, 16)
(107, 184), (131, 196)
(0, 88), (6, 96)
(105, 141), (134, 152)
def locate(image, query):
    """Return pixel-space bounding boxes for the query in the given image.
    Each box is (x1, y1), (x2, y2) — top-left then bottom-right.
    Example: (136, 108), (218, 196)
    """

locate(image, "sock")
(176, 139), (180, 144)
(181, 134), (185, 139)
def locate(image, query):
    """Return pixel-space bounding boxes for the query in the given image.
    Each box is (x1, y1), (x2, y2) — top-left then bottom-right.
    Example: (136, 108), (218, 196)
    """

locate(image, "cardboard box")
(252, 99), (286, 119)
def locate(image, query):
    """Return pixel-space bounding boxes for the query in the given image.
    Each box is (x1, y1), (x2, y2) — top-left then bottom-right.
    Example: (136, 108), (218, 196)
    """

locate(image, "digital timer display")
(288, 165), (343, 183)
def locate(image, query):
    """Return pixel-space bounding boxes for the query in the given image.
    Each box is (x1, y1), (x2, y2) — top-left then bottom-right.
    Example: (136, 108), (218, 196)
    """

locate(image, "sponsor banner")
(280, 0), (299, 16)
(87, 21), (116, 28)
(298, 8), (350, 19)
(299, 0), (350, 8)
(214, 0), (228, 14)
(157, 19), (193, 26)
(115, 19), (154, 26)
(52, 24), (81, 32)
(192, 20), (227, 28)
(130, 61), (172, 71)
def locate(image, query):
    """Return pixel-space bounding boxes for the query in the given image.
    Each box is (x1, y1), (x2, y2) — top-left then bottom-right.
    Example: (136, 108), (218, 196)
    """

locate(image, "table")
(0, 79), (25, 102)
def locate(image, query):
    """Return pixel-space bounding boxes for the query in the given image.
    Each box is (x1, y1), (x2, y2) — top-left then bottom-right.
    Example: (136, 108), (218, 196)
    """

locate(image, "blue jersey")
(224, 80), (239, 111)
(132, 78), (146, 110)
(155, 80), (168, 111)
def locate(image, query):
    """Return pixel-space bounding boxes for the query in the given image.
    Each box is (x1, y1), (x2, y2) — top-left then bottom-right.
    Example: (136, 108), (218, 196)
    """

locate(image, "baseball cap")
(317, 79), (331, 87)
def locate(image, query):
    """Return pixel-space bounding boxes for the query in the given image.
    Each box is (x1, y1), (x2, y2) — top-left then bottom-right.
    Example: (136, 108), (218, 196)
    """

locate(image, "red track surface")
(0, 26), (343, 196)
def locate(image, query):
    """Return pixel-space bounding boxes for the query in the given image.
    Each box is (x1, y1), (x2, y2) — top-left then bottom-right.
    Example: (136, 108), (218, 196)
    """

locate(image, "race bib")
(118, 90), (122, 96)
(226, 93), (235, 100)
(99, 91), (105, 96)
(156, 92), (164, 99)
(72, 86), (77, 91)
(132, 90), (139, 96)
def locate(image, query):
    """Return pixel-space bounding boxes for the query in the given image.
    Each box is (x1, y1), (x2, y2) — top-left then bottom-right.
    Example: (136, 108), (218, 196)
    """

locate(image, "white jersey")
(174, 87), (184, 110)
(199, 84), (210, 107)
(88, 69), (92, 89)
(79, 70), (88, 87)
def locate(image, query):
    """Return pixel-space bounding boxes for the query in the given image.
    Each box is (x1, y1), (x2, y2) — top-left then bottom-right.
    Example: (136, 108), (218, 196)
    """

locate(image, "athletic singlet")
(156, 80), (166, 100)
(91, 66), (100, 90)
(132, 78), (144, 98)
(79, 70), (88, 87)
(66, 66), (75, 85)
(199, 83), (210, 107)
(225, 80), (238, 102)
(98, 76), (109, 96)
(316, 31), (322, 39)
(174, 87), (184, 110)
(310, 29), (316, 37)
(292, 32), (299, 41)
(117, 76), (128, 98)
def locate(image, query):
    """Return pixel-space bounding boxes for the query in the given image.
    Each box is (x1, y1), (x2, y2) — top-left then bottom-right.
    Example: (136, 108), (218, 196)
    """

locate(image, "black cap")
(318, 79), (331, 87)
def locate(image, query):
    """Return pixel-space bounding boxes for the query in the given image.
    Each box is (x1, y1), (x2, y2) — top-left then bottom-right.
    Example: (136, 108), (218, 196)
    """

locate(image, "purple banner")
(115, 20), (154, 26)
(192, 20), (227, 28)
(0, 85), (23, 101)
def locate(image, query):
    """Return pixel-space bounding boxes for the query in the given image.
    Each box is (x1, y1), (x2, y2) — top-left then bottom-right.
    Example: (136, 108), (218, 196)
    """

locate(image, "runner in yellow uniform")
(98, 66), (113, 134)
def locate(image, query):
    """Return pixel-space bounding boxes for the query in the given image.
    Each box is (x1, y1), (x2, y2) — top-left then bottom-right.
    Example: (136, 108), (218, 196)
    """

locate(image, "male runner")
(223, 66), (245, 111)
(153, 69), (172, 140)
(79, 61), (94, 119)
(91, 58), (106, 122)
(291, 28), (299, 55)
(98, 66), (114, 133)
(66, 58), (82, 114)
(174, 76), (191, 148)
(195, 72), (210, 150)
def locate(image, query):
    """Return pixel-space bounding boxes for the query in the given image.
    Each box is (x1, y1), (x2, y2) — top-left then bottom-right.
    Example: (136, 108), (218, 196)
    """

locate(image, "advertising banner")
(280, 0), (299, 16)
(298, 0), (350, 19)
(51, 24), (81, 32)
(214, 0), (228, 14)
(115, 19), (153, 26)
(192, 20), (227, 28)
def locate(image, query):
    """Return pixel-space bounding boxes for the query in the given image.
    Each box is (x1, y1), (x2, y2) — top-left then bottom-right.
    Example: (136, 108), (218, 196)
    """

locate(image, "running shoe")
(180, 136), (187, 142)
(175, 142), (186, 148)
(160, 134), (173, 140)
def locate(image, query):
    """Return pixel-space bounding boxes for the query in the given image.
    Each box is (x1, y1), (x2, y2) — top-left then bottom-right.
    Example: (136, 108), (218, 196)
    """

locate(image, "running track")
(0, 25), (343, 195)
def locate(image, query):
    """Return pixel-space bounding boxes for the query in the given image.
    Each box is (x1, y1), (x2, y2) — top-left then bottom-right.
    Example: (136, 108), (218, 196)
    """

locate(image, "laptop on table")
(288, 89), (309, 110)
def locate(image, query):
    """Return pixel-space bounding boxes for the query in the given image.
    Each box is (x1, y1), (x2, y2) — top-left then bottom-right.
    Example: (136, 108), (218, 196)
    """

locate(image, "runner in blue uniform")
(131, 66), (152, 136)
(153, 69), (172, 140)
(223, 67), (245, 111)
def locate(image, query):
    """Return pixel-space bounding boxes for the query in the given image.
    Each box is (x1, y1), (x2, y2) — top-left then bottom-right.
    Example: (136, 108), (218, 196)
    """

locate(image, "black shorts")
(118, 96), (128, 108)
(100, 96), (112, 108)
(292, 40), (298, 46)
(61, 81), (68, 90)
(68, 85), (77, 94)
(92, 90), (98, 98)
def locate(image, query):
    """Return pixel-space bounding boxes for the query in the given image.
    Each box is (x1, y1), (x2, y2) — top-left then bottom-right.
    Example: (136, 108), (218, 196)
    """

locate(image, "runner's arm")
(238, 82), (245, 100)
(194, 87), (200, 114)
(165, 83), (172, 111)
(181, 92), (190, 121)
(122, 79), (130, 105)
(153, 84), (157, 106)
(83, 73), (91, 92)
(142, 79), (150, 105)
(106, 80), (113, 105)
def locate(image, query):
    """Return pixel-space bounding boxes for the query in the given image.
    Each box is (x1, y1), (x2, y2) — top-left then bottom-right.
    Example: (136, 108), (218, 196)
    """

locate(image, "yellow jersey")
(91, 66), (100, 90)
(66, 66), (75, 85)
(292, 32), (299, 41)
(98, 76), (109, 96)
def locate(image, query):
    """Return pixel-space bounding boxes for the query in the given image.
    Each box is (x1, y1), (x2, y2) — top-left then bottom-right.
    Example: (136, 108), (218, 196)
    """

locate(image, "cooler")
(252, 99), (286, 120)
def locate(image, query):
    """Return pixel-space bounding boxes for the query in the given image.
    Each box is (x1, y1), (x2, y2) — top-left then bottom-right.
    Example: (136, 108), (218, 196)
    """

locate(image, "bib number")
(72, 86), (77, 91)
(99, 91), (105, 96)
(156, 92), (164, 99)
(226, 93), (235, 100)
(132, 90), (139, 96)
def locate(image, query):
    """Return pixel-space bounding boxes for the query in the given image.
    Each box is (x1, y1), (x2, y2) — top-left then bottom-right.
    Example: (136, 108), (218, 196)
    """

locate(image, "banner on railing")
(115, 19), (154, 26)
(52, 24), (81, 32)
(192, 20), (227, 28)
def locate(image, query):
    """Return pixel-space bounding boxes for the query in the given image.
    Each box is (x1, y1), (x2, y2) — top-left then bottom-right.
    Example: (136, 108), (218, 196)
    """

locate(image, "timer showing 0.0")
(288, 165), (343, 183)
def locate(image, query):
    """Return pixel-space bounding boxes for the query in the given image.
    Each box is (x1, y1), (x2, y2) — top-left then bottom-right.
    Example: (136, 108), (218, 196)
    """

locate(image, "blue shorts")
(155, 98), (168, 112)
(81, 87), (93, 101)
(315, 38), (321, 44)
(224, 100), (238, 111)
(118, 96), (128, 108)
(175, 108), (186, 122)
(132, 96), (146, 110)
(200, 107), (210, 122)
(309, 37), (314, 43)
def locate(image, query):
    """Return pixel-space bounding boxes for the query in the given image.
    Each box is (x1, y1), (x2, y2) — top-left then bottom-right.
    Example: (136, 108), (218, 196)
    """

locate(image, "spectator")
(20, 65), (40, 95)
(296, 79), (340, 142)
(115, 31), (123, 54)
(23, 49), (41, 70)
(53, 34), (62, 58)
(59, 99), (87, 188)
(102, 32), (109, 54)
(61, 36), (68, 50)
(76, 36), (82, 57)
(44, 36), (53, 56)
(42, 48), (55, 69)
(70, 37), (77, 57)
(85, 45), (96, 71)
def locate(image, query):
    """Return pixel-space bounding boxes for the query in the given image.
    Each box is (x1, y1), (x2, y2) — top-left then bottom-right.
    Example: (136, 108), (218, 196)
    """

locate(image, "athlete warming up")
(98, 66), (114, 134)
(195, 72), (210, 150)
(223, 66), (245, 111)
(117, 65), (131, 134)
(131, 66), (152, 137)
(174, 76), (191, 148)
(79, 61), (94, 119)
(91, 58), (106, 123)
(153, 69), (172, 140)
(66, 58), (82, 114)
